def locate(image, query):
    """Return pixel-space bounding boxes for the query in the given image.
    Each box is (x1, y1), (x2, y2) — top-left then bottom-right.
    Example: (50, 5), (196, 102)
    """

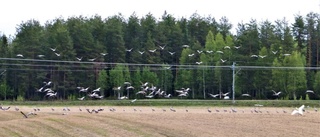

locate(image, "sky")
(0, 0), (319, 36)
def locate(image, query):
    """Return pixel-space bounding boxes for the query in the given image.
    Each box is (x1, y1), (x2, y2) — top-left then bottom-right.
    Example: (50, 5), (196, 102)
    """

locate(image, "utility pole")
(232, 62), (236, 103)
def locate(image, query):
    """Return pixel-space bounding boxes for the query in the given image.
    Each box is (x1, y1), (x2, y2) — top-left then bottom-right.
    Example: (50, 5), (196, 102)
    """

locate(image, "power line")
(1, 57), (320, 70)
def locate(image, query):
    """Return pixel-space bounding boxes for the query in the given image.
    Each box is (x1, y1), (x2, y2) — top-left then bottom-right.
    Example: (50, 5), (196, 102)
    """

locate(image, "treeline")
(0, 11), (319, 100)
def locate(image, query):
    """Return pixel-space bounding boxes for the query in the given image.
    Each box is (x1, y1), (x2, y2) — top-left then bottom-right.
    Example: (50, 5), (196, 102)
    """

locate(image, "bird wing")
(298, 105), (305, 112)
(291, 109), (299, 115)
(20, 111), (28, 118)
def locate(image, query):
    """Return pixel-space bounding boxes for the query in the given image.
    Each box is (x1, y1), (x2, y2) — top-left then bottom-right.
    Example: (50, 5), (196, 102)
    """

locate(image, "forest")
(0, 11), (319, 101)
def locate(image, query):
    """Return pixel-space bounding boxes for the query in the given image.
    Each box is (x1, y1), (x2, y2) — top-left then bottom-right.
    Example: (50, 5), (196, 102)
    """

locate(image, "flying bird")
(168, 51), (175, 55)
(272, 50), (278, 54)
(16, 54), (24, 58)
(50, 47), (57, 52)
(188, 53), (195, 57)
(251, 55), (258, 58)
(241, 93), (251, 97)
(54, 52), (61, 57)
(220, 59), (227, 63)
(306, 90), (314, 94)
(206, 50), (213, 54)
(208, 93), (219, 98)
(196, 61), (202, 65)
(100, 53), (107, 56)
(259, 55), (267, 58)
(138, 51), (145, 55)
(76, 57), (82, 61)
(234, 46), (241, 49)
(126, 48), (133, 52)
(224, 46), (231, 49)
(216, 51), (223, 54)
(283, 53), (291, 56)
(182, 45), (189, 48)
(131, 99), (137, 103)
(37, 55), (45, 58)
(159, 45), (166, 50)
(291, 105), (305, 116)
(272, 90), (281, 96)
(148, 49), (157, 53)
(88, 58), (96, 61)
(78, 96), (85, 100)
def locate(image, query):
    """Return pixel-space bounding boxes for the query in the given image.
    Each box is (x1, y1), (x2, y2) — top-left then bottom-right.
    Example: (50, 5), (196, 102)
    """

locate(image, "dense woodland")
(0, 11), (320, 101)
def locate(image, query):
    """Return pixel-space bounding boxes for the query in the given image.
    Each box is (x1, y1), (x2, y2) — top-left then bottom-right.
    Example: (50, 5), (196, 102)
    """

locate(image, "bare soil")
(0, 106), (319, 137)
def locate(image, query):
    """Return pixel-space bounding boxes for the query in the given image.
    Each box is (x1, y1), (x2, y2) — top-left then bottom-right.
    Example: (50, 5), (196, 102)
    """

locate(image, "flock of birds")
(34, 79), (316, 101)
(13, 43), (292, 66)
(0, 104), (317, 119)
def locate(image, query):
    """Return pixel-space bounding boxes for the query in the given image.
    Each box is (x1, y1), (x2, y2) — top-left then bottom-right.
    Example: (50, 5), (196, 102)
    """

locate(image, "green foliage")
(1, 12), (319, 101)
(305, 94), (310, 100)
(141, 66), (158, 85)
(96, 70), (108, 92)
(16, 95), (24, 102)
(313, 72), (320, 92)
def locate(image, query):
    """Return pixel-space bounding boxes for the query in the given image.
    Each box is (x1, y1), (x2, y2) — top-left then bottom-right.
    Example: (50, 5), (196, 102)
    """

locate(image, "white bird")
(159, 45), (166, 50)
(259, 55), (267, 58)
(126, 86), (134, 90)
(168, 51), (175, 55)
(224, 46), (231, 49)
(49, 47), (57, 52)
(88, 58), (96, 61)
(291, 105), (305, 115)
(79, 87), (89, 92)
(178, 93), (188, 97)
(306, 90), (314, 94)
(141, 82), (148, 87)
(206, 50), (213, 54)
(196, 61), (202, 65)
(216, 51), (223, 54)
(76, 57), (82, 61)
(78, 96), (85, 100)
(283, 53), (291, 56)
(220, 59), (227, 63)
(138, 51), (145, 55)
(119, 96), (128, 100)
(221, 92), (230, 97)
(126, 48), (133, 52)
(44, 81), (52, 86)
(208, 93), (219, 98)
(188, 53), (195, 57)
(197, 50), (203, 54)
(131, 99), (137, 103)
(92, 87), (101, 92)
(251, 55), (258, 58)
(234, 46), (241, 49)
(37, 55), (45, 58)
(16, 54), (24, 58)
(100, 53), (107, 56)
(54, 52), (61, 57)
(272, 50), (278, 54)
(149, 49), (157, 53)
(182, 45), (189, 48)
(272, 90), (281, 96)
(145, 95), (154, 98)
(164, 94), (171, 98)
(241, 93), (251, 97)
(224, 96), (230, 100)
(113, 86), (121, 91)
